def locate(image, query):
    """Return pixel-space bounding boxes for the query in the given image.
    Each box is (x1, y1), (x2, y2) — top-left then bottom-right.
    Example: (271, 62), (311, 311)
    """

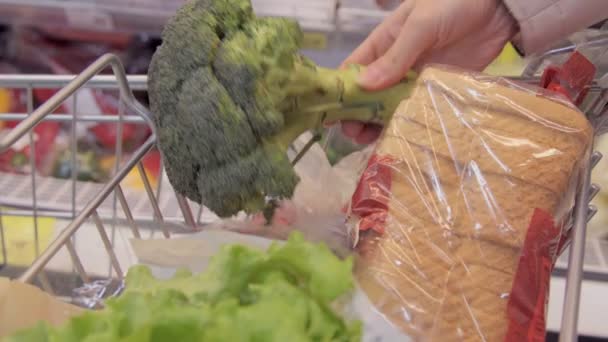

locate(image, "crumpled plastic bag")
(214, 132), (374, 257)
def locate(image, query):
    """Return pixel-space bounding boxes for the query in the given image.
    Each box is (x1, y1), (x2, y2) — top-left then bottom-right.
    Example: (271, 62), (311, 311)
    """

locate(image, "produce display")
(348, 66), (593, 341)
(0, 27), (158, 187)
(4, 233), (361, 342)
(147, 0), (418, 220)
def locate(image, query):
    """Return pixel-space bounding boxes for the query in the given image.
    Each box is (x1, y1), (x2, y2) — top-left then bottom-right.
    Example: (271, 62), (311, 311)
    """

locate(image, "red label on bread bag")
(506, 208), (561, 342)
(349, 154), (395, 234)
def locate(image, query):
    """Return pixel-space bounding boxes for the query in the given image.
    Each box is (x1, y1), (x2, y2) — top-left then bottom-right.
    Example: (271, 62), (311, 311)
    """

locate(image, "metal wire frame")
(0, 53), (320, 286)
(522, 32), (608, 78)
(519, 35), (608, 341)
(0, 52), (605, 341)
(0, 54), (198, 287)
(0, 70), (195, 230)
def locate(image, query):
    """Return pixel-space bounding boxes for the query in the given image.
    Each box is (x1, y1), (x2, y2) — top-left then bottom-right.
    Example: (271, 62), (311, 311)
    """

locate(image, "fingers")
(358, 13), (436, 90)
(341, 1), (413, 69)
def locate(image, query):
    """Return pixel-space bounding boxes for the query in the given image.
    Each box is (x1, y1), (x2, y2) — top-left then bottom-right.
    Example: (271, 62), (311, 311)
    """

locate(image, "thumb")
(358, 17), (434, 90)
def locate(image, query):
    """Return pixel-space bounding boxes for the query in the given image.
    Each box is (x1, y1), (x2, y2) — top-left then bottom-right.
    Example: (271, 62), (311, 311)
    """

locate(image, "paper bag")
(0, 277), (83, 338)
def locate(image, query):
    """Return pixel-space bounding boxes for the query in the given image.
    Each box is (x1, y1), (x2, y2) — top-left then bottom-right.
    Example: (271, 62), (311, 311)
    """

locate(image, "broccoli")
(147, 0), (417, 220)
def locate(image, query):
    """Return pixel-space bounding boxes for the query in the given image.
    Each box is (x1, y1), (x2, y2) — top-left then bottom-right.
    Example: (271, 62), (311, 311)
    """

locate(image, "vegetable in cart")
(147, 0), (417, 220)
(4, 233), (361, 342)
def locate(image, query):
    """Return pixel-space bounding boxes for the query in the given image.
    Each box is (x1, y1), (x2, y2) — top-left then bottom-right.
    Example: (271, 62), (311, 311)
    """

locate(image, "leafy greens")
(5, 232), (361, 342)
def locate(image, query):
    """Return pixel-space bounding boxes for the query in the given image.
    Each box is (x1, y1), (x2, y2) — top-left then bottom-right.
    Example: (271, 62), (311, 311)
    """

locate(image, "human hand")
(340, 0), (518, 144)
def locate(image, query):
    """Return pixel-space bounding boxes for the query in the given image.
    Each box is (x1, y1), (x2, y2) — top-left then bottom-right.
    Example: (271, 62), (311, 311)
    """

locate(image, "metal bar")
(26, 86), (40, 257)
(557, 204), (597, 254)
(591, 151), (603, 169)
(65, 239), (91, 284)
(37, 271), (55, 296)
(108, 93), (125, 278)
(587, 205), (598, 222)
(559, 146), (594, 342)
(589, 85), (608, 117)
(17, 136), (155, 284)
(0, 74), (148, 90)
(589, 184), (601, 202)
(175, 193), (197, 230)
(0, 209), (83, 219)
(0, 113), (147, 123)
(291, 133), (321, 166)
(0, 54), (153, 153)
(136, 162), (169, 238)
(71, 91), (78, 219)
(197, 204), (204, 225)
(0, 208), (7, 265)
(66, 90), (79, 284)
(91, 212), (124, 279)
(0, 207), (188, 225)
(115, 185), (141, 239)
(155, 157), (164, 205)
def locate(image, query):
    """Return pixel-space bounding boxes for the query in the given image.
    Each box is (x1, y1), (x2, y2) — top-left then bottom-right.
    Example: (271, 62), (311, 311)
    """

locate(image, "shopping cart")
(0, 42), (606, 342)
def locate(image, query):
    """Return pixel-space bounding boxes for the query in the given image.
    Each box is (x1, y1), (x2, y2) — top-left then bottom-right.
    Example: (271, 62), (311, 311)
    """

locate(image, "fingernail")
(358, 66), (383, 88)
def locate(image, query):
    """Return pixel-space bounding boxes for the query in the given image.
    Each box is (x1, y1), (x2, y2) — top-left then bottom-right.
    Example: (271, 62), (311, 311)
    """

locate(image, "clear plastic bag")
(212, 131), (374, 257)
(346, 66), (594, 341)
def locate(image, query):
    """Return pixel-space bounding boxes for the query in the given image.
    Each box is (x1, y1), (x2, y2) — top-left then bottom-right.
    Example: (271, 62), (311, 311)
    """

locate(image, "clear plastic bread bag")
(345, 65), (595, 341)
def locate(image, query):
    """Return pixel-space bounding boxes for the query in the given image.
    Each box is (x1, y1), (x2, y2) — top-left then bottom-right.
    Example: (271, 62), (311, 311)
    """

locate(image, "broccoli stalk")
(147, 0), (417, 220)
(268, 63), (413, 152)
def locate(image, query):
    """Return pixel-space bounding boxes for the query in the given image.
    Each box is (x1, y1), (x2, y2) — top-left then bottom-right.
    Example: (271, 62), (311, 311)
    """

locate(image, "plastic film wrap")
(348, 66), (594, 341)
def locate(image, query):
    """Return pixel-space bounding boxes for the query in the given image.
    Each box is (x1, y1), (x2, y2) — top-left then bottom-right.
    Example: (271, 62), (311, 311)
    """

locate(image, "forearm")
(502, 0), (608, 55)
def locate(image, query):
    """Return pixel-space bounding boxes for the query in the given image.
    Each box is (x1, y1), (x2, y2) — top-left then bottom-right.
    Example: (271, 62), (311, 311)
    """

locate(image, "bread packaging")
(348, 66), (594, 341)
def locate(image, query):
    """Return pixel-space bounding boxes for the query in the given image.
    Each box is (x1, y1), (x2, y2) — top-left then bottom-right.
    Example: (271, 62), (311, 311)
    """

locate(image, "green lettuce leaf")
(4, 232), (361, 342)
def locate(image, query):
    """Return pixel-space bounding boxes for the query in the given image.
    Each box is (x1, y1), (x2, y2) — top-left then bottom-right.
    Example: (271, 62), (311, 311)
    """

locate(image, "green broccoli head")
(213, 18), (304, 137)
(148, 0), (417, 219)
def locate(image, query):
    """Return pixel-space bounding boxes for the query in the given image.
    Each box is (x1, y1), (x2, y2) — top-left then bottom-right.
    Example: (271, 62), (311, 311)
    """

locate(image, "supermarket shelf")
(0, 0), (172, 34)
(336, 6), (388, 33)
(0, 0), (340, 35)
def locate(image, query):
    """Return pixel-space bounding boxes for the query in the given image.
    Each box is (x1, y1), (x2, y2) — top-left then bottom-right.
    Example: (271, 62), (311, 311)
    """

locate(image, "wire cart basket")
(0, 36), (606, 341)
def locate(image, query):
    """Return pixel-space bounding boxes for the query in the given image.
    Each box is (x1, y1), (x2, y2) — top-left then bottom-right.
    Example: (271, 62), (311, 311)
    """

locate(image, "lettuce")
(5, 232), (361, 342)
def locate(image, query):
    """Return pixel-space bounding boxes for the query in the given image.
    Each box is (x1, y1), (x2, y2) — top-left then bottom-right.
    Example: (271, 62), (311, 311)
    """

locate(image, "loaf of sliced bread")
(354, 66), (593, 341)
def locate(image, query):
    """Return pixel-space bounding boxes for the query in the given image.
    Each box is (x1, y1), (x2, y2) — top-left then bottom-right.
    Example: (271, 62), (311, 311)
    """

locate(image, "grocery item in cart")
(147, 0), (418, 221)
(0, 277), (84, 338)
(347, 66), (594, 341)
(3, 233), (362, 342)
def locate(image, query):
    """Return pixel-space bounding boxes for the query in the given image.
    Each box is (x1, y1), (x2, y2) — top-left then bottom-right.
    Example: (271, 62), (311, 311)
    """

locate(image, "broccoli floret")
(148, 0), (417, 219)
